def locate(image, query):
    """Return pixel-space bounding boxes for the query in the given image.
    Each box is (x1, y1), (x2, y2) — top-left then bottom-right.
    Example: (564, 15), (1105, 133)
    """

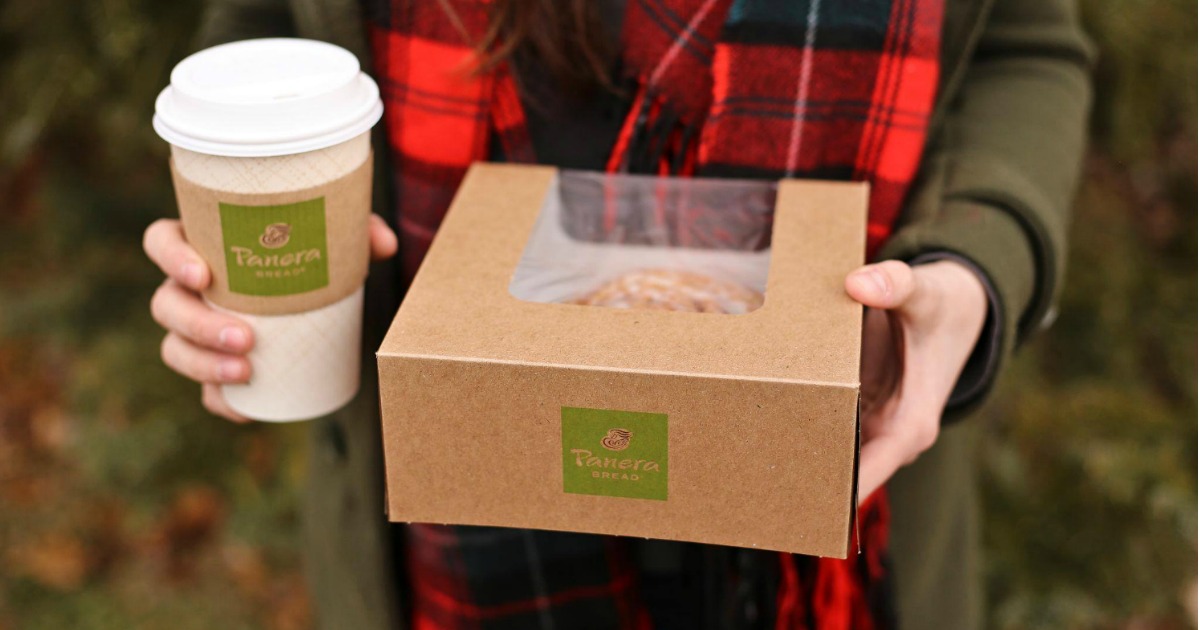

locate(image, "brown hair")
(436, 0), (618, 95)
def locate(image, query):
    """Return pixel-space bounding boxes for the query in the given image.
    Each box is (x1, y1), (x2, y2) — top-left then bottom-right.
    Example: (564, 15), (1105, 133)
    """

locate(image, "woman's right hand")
(143, 215), (399, 422)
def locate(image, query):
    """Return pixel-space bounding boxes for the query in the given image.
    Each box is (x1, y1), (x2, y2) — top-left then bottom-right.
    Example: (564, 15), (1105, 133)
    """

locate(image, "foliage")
(1, 1), (311, 629)
(0, 0), (1195, 628)
(981, 1), (1198, 627)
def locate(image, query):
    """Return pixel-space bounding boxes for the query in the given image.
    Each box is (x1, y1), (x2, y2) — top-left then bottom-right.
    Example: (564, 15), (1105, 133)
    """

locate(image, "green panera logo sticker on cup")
(219, 197), (330, 296)
(562, 407), (668, 501)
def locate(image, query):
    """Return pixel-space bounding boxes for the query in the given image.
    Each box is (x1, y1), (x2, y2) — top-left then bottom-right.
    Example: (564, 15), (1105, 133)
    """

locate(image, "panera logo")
(601, 428), (632, 451)
(220, 196), (329, 296)
(562, 408), (668, 501)
(230, 216), (319, 268)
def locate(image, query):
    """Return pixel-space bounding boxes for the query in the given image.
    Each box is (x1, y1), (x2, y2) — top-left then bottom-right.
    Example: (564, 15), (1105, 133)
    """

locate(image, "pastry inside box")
(377, 164), (868, 558)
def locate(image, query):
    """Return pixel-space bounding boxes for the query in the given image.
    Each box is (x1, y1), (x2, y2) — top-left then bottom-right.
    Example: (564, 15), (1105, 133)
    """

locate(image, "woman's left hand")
(844, 259), (988, 502)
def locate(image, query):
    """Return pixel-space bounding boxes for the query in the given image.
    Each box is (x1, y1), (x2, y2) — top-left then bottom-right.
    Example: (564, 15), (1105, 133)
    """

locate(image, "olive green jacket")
(198, 1), (1092, 628)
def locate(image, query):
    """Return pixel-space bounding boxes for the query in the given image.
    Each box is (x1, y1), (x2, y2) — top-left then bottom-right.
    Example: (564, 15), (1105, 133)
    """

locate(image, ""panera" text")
(230, 246), (321, 268)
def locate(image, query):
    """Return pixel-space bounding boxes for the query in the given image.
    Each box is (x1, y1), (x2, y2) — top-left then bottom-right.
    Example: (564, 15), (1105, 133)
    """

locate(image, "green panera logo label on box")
(219, 197), (329, 296)
(562, 407), (668, 501)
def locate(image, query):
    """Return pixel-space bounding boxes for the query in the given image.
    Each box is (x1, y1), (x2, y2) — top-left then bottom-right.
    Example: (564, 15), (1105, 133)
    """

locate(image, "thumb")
(845, 260), (917, 310)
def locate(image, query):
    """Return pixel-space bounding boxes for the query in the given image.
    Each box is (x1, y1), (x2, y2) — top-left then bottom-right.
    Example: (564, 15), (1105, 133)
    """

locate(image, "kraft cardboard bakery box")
(377, 163), (868, 558)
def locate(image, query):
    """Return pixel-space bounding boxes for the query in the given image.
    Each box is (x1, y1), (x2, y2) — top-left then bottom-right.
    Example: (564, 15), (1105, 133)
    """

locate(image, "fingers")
(144, 219), (211, 291)
(202, 384), (251, 423)
(147, 220), (253, 423)
(150, 280), (254, 353)
(161, 332), (251, 385)
(857, 398), (941, 504)
(856, 304), (947, 502)
(368, 214), (399, 261)
(844, 260), (917, 310)
(857, 432), (904, 504)
(857, 312), (947, 503)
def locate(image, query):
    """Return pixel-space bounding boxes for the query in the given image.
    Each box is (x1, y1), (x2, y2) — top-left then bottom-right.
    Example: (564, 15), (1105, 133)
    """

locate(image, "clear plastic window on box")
(508, 171), (777, 315)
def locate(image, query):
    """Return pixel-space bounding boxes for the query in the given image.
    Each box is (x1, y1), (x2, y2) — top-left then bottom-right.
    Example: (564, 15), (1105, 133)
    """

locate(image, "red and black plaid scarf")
(366, 0), (942, 628)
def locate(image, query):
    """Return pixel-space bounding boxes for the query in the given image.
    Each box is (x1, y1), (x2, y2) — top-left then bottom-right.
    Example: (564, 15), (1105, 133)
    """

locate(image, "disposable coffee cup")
(153, 38), (383, 421)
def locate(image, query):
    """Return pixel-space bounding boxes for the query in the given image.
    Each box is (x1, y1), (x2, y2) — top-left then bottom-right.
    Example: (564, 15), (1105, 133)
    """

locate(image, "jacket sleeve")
(197, 0), (297, 48)
(877, 0), (1095, 416)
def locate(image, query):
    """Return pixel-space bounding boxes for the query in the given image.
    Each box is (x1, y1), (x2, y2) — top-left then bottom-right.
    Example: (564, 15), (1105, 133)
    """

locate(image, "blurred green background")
(0, 1), (1195, 629)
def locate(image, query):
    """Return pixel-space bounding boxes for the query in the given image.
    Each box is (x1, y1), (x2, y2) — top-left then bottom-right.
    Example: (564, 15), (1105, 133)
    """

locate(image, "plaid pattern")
(615, 0), (944, 255)
(704, 0), (944, 250)
(364, 0), (941, 628)
(365, 0), (535, 276)
(406, 525), (649, 630)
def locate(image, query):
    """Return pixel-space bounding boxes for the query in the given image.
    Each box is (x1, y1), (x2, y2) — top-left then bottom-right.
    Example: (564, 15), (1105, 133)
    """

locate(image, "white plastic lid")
(153, 38), (384, 157)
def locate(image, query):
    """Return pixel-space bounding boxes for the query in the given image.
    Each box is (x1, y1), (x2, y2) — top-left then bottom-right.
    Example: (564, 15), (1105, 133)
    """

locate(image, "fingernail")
(182, 263), (203, 288)
(852, 269), (889, 297)
(862, 270), (889, 296)
(218, 360), (245, 382)
(218, 327), (248, 350)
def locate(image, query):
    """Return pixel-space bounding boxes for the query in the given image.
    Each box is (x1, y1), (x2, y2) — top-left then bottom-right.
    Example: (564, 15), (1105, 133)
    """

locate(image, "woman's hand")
(845, 259), (988, 502)
(143, 215), (399, 422)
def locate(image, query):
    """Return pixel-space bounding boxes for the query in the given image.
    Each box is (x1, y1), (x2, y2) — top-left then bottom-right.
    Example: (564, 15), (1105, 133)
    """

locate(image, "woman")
(142, 0), (1092, 627)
